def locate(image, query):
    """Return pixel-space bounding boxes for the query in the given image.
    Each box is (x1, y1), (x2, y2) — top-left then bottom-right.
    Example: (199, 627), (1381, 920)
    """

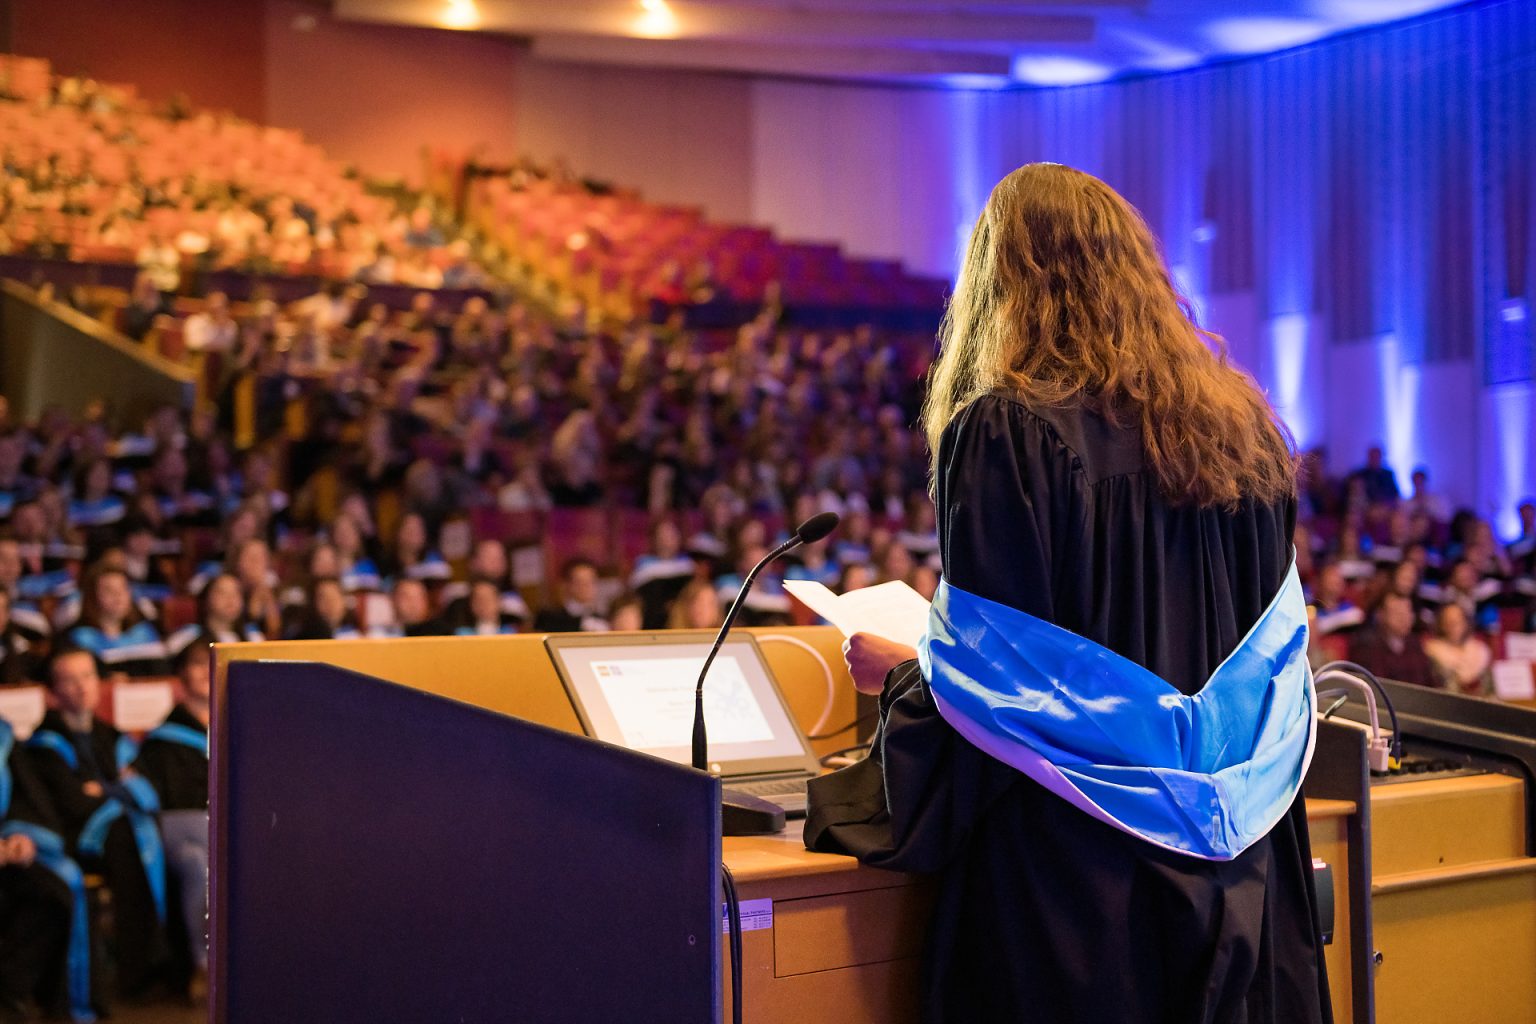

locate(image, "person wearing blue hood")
(806, 164), (1328, 1024)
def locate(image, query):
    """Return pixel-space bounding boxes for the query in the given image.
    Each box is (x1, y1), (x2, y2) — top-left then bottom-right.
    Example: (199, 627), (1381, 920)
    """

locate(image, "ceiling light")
(635, 0), (679, 38)
(439, 0), (480, 30)
(1010, 55), (1113, 87)
(1204, 17), (1331, 55)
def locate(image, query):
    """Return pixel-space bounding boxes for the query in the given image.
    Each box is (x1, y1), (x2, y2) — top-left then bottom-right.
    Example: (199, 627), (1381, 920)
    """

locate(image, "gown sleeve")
(805, 394), (1082, 871)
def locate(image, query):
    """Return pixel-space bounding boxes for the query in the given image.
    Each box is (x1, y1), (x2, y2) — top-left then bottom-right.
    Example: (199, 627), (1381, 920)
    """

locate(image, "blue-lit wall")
(750, 0), (1536, 533)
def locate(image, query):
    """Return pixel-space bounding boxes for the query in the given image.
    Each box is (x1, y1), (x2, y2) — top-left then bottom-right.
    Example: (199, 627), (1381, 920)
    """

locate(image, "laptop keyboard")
(734, 778), (809, 797)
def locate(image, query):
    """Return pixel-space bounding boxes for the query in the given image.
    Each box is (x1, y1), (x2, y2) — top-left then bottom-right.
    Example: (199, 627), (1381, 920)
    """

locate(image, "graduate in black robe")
(28, 651), (170, 998)
(1, 724), (78, 1021)
(806, 164), (1329, 1024)
(133, 646), (211, 990)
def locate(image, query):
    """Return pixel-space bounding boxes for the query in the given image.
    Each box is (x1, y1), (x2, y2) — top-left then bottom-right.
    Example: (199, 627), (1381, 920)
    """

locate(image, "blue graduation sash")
(0, 820), (96, 1022)
(0, 721), (12, 819)
(2, 722), (95, 1022)
(145, 722), (209, 758)
(29, 728), (168, 921)
(921, 560), (1315, 861)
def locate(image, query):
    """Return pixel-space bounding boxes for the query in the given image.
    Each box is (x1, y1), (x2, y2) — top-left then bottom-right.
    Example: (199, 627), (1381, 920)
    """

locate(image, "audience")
(1423, 603), (1493, 696)
(1348, 592), (1438, 688)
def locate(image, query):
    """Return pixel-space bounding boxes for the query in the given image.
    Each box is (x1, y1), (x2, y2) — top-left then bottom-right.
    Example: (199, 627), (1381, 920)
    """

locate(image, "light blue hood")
(921, 560), (1315, 860)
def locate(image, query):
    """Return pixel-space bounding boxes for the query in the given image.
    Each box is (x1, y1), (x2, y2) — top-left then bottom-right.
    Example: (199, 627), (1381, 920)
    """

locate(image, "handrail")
(0, 278), (197, 383)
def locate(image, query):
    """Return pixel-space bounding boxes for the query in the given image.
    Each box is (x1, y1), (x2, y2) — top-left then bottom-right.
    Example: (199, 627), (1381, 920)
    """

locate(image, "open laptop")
(545, 631), (822, 817)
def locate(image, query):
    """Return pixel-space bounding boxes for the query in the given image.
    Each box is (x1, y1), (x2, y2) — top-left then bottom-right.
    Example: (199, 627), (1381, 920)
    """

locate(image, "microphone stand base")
(721, 788), (787, 836)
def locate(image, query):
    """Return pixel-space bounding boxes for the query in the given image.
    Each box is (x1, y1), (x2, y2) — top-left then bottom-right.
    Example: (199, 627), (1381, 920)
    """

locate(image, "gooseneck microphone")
(691, 511), (840, 772)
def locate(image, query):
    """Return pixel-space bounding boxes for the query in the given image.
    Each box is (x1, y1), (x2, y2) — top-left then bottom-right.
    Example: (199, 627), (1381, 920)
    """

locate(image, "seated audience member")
(1422, 558), (1501, 631)
(1332, 521), (1375, 580)
(451, 579), (521, 636)
(0, 539), (50, 646)
(1403, 467), (1451, 525)
(667, 579), (724, 631)
(837, 562), (875, 594)
(121, 272), (171, 342)
(894, 496), (940, 562)
(285, 578), (361, 640)
(6, 509), (77, 604)
(906, 564), (939, 602)
(382, 512), (450, 583)
(229, 539), (283, 640)
(876, 542), (915, 586)
(132, 641), (211, 988)
(714, 545), (791, 627)
(0, 589), (40, 685)
(1423, 603), (1492, 697)
(607, 593), (644, 633)
(183, 293), (238, 355)
(1348, 592), (1437, 687)
(166, 573), (263, 658)
(67, 458), (126, 534)
(533, 559), (610, 633)
(29, 648), (170, 999)
(64, 565), (169, 677)
(371, 579), (445, 638)
(785, 533), (839, 589)
(1307, 561), (1365, 636)
(629, 520), (696, 629)
(1349, 445), (1401, 505)
(832, 509), (873, 567)
(329, 513), (382, 593)
(439, 539), (529, 625)
(119, 518), (175, 603)
(1509, 499), (1536, 573)
(1, 716), (94, 1023)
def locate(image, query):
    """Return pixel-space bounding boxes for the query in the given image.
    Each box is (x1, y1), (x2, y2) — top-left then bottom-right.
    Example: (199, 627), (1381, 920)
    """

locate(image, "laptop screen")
(546, 632), (817, 777)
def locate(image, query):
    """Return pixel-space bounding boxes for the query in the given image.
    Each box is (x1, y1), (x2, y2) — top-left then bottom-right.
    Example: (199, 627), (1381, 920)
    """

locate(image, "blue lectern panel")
(216, 661), (720, 1023)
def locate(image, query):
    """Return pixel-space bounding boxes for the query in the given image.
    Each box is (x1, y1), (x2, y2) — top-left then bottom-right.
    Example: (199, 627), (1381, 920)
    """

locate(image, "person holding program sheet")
(805, 163), (1329, 1024)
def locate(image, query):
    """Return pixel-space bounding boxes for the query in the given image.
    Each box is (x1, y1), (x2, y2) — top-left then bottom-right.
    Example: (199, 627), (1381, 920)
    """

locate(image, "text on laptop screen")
(552, 639), (807, 768)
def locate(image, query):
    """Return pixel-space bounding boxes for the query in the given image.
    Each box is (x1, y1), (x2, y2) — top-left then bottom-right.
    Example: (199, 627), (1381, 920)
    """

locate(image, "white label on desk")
(722, 898), (773, 935)
(113, 681), (176, 732)
(0, 686), (46, 739)
(1503, 633), (1536, 661)
(1491, 659), (1536, 702)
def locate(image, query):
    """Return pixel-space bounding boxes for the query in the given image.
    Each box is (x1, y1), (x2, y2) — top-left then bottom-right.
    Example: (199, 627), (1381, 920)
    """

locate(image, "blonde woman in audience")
(666, 578), (723, 631)
(1423, 603), (1492, 696)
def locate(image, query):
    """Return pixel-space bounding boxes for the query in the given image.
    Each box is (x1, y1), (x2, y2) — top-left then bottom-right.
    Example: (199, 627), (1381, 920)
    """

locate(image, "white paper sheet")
(112, 681), (177, 733)
(1502, 633), (1536, 661)
(783, 579), (931, 648)
(1491, 659), (1536, 702)
(0, 686), (47, 739)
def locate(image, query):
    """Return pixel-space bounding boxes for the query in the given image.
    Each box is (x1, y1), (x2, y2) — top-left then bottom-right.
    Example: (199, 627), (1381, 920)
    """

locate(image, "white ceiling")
(332, 0), (1476, 85)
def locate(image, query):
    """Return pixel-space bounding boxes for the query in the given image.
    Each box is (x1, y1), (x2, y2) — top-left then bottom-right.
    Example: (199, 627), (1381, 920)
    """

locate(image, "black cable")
(1317, 660), (1403, 757)
(721, 862), (744, 1024)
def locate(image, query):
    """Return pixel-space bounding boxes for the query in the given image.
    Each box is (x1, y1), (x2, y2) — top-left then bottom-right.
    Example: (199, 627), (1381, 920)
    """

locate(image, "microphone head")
(795, 511), (840, 545)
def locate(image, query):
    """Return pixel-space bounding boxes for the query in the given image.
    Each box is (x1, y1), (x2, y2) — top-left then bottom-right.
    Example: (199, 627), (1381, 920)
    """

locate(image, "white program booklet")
(1491, 660), (1536, 702)
(783, 580), (932, 648)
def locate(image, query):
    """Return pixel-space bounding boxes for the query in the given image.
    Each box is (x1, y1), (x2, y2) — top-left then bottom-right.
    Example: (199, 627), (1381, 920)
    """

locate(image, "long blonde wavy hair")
(923, 163), (1296, 509)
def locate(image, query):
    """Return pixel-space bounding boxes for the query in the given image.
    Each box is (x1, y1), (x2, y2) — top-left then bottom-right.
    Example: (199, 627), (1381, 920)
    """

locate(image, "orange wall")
(263, 0), (521, 184)
(8, 0), (268, 120)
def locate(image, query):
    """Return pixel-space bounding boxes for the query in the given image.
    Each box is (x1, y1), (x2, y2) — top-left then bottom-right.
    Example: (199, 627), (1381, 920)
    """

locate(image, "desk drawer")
(773, 883), (935, 977)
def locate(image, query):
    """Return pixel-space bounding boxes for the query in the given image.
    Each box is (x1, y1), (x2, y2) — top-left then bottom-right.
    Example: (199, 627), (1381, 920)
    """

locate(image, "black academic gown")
(28, 710), (169, 995)
(131, 705), (209, 812)
(0, 739), (74, 1017)
(806, 393), (1331, 1024)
